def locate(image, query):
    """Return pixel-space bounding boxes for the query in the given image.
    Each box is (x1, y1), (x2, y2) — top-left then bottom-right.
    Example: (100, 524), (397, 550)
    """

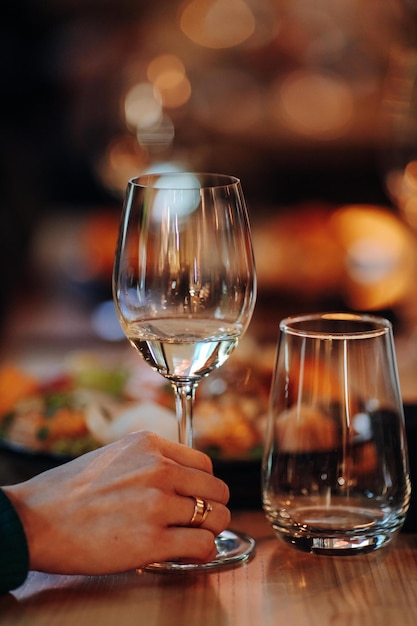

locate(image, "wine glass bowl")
(113, 172), (257, 570)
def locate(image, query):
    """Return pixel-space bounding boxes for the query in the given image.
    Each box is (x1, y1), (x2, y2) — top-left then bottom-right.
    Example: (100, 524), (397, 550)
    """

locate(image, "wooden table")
(1, 511), (417, 626)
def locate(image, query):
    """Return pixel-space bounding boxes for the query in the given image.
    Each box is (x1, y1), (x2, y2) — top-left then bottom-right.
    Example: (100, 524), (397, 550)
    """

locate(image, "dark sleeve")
(0, 489), (29, 594)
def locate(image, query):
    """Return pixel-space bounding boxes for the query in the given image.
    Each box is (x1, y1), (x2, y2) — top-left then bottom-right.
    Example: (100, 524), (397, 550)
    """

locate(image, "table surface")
(1, 510), (417, 626)
(1, 299), (417, 626)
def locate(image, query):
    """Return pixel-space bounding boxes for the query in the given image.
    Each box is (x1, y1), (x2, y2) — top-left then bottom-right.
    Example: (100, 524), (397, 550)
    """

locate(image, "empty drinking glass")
(262, 312), (411, 554)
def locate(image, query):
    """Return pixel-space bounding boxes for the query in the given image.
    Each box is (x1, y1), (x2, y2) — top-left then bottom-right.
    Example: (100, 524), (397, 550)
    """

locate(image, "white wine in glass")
(113, 172), (257, 571)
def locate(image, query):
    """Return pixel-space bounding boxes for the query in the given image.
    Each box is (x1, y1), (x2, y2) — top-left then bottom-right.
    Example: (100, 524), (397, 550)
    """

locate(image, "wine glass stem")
(172, 381), (197, 448)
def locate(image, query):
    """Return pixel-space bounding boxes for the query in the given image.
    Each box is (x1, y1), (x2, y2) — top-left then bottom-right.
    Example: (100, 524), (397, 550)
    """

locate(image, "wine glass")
(112, 172), (257, 571)
(263, 312), (410, 555)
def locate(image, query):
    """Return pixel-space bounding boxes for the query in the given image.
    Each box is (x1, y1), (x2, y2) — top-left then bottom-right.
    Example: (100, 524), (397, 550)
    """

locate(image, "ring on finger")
(189, 496), (213, 527)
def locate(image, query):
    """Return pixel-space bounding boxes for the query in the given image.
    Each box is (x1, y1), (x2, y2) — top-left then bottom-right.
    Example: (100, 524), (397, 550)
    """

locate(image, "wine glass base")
(143, 529), (256, 573)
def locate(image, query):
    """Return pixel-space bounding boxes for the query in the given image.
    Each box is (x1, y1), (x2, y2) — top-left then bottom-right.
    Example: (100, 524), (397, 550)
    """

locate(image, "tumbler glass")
(262, 312), (411, 554)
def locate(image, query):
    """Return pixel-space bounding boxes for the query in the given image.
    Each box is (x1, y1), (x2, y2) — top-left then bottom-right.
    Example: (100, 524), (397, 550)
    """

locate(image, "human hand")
(3, 431), (231, 575)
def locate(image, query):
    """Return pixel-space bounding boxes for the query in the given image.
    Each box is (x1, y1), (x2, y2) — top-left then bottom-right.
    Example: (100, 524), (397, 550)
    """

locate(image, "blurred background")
(2, 0), (417, 392)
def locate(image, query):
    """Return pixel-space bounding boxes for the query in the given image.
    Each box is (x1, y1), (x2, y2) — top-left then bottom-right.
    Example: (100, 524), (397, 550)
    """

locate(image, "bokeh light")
(136, 114), (175, 152)
(387, 161), (417, 231)
(179, 0), (256, 49)
(148, 172), (202, 221)
(147, 54), (191, 108)
(272, 70), (354, 140)
(124, 83), (162, 132)
(330, 205), (415, 310)
(96, 135), (148, 195)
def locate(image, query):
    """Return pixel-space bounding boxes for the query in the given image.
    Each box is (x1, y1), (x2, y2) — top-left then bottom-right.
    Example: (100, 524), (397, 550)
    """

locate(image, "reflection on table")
(1, 511), (417, 626)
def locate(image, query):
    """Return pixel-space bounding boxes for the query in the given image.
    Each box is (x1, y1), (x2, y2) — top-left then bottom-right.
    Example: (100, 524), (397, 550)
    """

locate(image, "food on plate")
(0, 365), (102, 456)
(0, 366), (39, 416)
(0, 346), (272, 460)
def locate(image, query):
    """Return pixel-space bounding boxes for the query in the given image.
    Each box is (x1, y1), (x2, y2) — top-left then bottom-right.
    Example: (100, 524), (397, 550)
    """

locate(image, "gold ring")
(189, 497), (213, 527)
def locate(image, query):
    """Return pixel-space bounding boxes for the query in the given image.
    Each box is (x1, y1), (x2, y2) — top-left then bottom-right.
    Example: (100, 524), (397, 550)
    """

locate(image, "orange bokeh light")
(179, 0), (255, 49)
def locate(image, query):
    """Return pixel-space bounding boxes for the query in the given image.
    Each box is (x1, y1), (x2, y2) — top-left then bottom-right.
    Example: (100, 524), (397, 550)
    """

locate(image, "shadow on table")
(2, 570), (229, 626)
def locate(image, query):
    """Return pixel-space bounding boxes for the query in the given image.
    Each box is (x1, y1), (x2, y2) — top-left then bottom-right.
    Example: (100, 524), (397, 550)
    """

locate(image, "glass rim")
(128, 172), (240, 190)
(279, 312), (392, 339)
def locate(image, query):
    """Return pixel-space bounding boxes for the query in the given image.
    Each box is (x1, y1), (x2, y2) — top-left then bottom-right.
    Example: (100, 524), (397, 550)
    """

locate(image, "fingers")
(130, 431), (230, 505)
(113, 431), (231, 546)
(173, 466), (230, 504)
(156, 435), (213, 474)
(144, 526), (220, 566)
